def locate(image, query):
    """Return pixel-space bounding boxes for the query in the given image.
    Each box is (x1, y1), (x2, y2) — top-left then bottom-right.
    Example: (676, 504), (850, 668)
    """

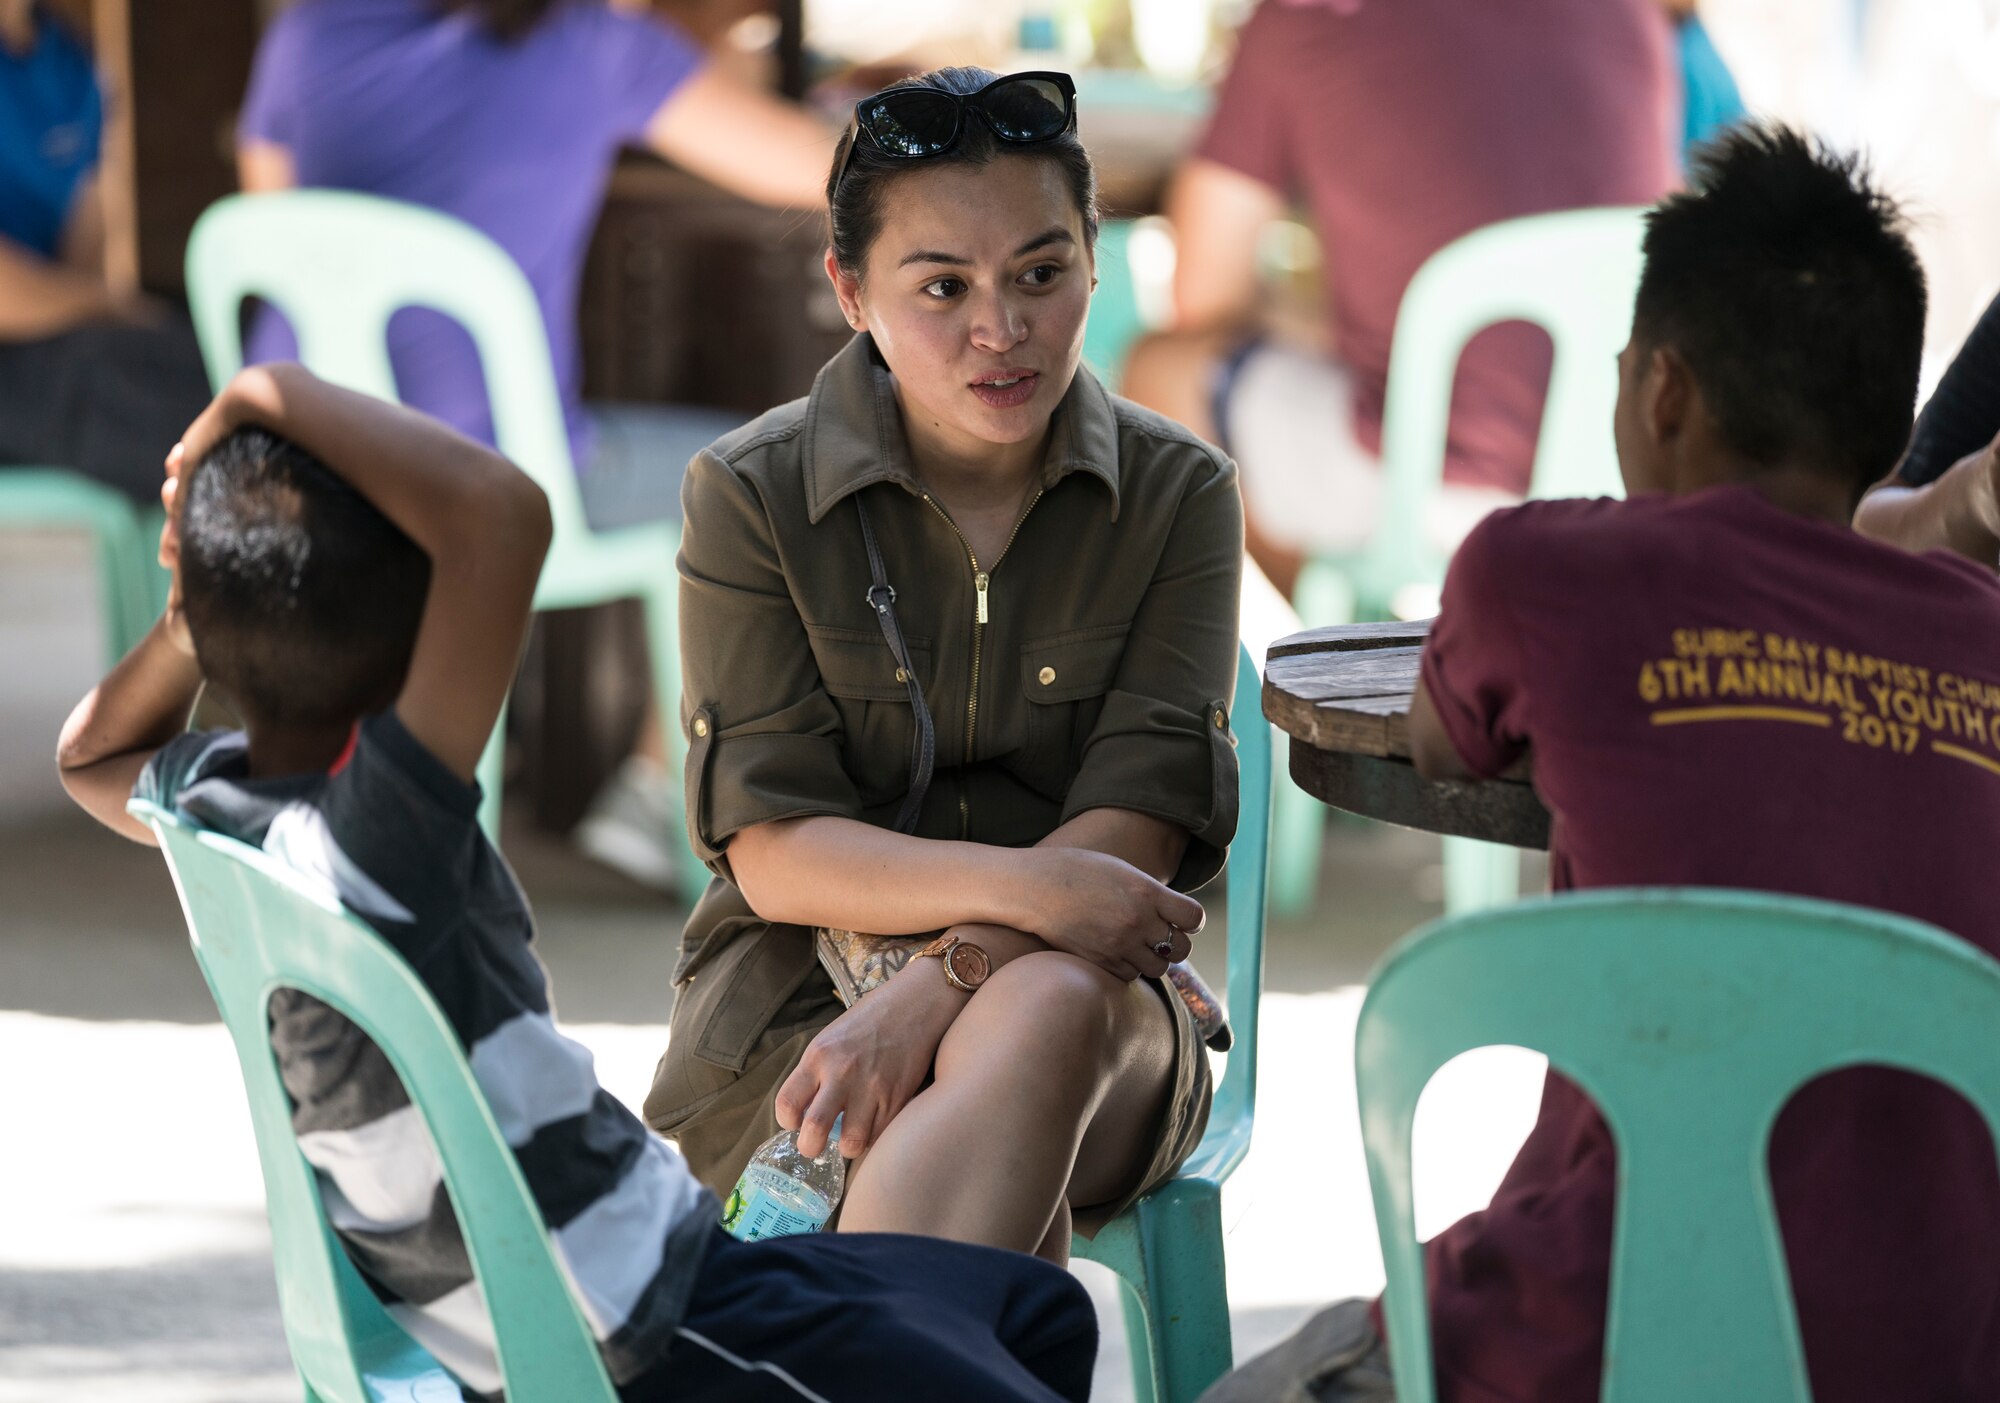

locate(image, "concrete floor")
(0, 530), (1549, 1402)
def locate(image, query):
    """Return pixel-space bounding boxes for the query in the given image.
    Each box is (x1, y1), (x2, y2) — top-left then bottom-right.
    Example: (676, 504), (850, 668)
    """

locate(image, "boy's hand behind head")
(174, 374), (263, 477)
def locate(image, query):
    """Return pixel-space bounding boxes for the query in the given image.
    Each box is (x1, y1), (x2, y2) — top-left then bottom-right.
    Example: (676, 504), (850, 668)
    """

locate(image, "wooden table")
(1262, 621), (1553, 850)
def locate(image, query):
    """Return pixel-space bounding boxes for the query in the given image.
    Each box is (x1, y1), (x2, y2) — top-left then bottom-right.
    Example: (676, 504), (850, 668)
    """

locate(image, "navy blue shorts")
(625, 1229), (1097, 1403)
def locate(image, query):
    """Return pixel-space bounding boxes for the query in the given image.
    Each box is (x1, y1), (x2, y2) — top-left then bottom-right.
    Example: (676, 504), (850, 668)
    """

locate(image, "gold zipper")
(920, 487), (1046, 835)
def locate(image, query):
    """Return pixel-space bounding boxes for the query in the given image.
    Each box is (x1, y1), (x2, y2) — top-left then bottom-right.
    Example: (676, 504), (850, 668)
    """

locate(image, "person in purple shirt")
(236, 0), (832, 889)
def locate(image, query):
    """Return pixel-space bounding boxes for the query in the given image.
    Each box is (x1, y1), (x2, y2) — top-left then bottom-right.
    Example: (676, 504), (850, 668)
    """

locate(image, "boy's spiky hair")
(1633, 123), (1927, 501)
(178, 427), (430, 729)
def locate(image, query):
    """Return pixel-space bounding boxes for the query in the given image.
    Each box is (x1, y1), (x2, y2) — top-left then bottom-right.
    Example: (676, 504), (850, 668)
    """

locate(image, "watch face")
(945, 940), (992, 989)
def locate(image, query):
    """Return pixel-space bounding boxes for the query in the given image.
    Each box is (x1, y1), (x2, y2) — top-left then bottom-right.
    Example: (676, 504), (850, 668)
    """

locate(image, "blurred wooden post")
(90, 0), (256, 298)
(776, 0), (805, 98)
(87, 0), (139, 295)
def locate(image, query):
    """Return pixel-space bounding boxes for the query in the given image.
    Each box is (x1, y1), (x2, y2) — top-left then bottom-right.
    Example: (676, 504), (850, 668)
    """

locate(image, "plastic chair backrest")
(128, 797), (617, 1403)
(1209, 642), (1272, 1158)
(1363, 206), (1647, 603)
(183, 191), (591, 545)
(1356, 887), (2000, 1403)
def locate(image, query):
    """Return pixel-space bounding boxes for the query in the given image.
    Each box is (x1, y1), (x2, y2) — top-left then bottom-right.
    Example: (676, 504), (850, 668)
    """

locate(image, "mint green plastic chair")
(130, 797), (617, 1403)
(0, 469), (160, 665)
(1356, 887), (2000, 1403)
(1280, 206), (1649, 918)
(1073, 642), (1272, 1403)
(183, 191), (694, 882)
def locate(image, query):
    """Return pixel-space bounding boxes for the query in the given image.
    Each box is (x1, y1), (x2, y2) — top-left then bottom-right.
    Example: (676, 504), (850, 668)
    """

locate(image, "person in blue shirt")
(1661, 0), (1748, 156)
(0, 0), (212, 502)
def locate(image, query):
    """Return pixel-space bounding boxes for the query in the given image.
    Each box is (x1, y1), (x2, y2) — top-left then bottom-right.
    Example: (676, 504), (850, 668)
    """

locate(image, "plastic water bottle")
(721, 1116), (846, 1242)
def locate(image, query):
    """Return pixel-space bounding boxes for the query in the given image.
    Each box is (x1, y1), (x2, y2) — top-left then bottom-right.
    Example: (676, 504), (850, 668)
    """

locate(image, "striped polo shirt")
(138, 713), (717, 1396)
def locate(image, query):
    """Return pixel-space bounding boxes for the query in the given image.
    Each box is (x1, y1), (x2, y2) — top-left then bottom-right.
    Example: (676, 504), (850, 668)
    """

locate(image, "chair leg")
(94, 501), (154, 666)
(1115, 1271), (1162, 1403)
(1090, 1186), (1236, 1403)
(1269, 773), (1327, 918)
(639, 579), (701, 893)
(1442, 835), (1519, 915)
(1139, 1204), (1235, 1403)
(95, 529), (138, 666)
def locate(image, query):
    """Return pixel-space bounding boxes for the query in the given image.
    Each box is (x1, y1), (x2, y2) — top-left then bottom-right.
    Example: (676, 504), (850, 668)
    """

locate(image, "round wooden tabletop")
(1262, 621), (1552, 851)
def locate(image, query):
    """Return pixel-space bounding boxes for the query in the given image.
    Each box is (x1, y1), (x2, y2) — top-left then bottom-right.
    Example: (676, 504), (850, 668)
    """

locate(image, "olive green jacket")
(672, 333), (1243, 994)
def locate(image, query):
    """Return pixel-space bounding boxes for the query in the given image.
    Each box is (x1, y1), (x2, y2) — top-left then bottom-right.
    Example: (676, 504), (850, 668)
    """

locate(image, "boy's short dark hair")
(1633, 123), (1927, 502)
(179, 427), (430, 729)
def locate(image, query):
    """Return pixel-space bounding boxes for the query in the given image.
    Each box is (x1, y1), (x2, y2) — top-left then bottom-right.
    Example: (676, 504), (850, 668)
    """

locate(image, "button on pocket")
(808, 624), (933, 701)
(1019, 625), (1127, 703)
(1018, 624), (1130, 799)
(806, 624), (934, 807)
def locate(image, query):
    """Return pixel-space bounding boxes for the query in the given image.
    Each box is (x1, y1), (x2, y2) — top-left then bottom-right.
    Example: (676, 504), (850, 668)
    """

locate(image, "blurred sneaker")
(575, 755), (679, 894)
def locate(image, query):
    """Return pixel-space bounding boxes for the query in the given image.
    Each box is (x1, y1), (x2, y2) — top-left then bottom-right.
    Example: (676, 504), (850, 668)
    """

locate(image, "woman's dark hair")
(437, 0), (570, 42)
(827, 66), (1100, 278)
(1632, 123), (1927, 503)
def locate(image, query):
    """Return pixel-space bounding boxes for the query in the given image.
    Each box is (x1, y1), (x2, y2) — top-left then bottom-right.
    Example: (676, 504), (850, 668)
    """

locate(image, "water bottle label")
(722, 1165), (832, 1241)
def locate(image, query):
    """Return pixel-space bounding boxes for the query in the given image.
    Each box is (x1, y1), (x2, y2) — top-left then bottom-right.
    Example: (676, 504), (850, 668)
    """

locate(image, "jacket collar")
(802, 333), (1122, 524)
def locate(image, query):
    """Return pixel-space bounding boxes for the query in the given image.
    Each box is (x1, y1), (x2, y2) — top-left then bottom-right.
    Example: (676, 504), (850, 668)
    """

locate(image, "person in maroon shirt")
(1208, 126), (2000, 1403)
(1122, 0), (1679, 595)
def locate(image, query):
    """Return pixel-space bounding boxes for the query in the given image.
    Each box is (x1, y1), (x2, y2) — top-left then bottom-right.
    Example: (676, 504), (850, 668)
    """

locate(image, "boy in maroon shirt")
(1207, 126), (2000, 1403)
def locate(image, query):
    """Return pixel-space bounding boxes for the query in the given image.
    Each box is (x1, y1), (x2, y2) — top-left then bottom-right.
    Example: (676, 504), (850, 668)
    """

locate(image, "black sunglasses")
(832, 71), (1079, 196)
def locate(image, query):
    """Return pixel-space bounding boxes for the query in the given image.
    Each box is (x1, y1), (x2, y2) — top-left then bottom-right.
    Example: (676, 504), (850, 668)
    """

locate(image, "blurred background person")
(1120, 0), (1681, 597)
(234, 0), (834, 891)
(1663, 0), (1748, 154)
(0, 0), (210, 503)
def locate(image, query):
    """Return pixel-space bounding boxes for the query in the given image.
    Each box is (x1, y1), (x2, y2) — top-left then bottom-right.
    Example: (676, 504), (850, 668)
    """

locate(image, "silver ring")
(1152, 939), (1175, 959)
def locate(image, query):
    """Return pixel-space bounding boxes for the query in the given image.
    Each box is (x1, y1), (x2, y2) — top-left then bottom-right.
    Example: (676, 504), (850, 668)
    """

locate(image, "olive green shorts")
(643, 921), (1213, 1226)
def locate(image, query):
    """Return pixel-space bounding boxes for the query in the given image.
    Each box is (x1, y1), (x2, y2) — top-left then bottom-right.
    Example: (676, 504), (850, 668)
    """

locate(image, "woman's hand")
(775, 961), (967, 1160)
(1019, 847), (1204, 982)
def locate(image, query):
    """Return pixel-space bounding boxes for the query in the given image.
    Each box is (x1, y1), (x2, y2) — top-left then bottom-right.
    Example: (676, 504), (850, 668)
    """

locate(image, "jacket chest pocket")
(1018, 624), (1129, 801)
(807, 624), (933, 807)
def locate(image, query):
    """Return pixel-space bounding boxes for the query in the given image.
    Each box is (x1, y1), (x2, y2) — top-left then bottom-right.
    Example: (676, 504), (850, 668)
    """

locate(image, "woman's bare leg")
(835, 950), (1178, 1263)
(1034, 1199), (1074, 1266)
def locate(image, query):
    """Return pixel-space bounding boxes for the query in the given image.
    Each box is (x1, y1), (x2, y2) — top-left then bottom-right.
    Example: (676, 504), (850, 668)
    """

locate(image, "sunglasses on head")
(832, 71), (1079, 196)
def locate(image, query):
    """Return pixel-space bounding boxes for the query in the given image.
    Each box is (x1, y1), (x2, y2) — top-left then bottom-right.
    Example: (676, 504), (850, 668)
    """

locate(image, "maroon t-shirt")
(1417, 485), (2000, 1402)
(1196, 0), (1677, 494)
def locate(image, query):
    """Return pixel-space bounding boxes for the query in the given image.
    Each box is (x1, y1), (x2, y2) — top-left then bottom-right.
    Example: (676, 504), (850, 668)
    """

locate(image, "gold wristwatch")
(912, 934), (992, 992)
